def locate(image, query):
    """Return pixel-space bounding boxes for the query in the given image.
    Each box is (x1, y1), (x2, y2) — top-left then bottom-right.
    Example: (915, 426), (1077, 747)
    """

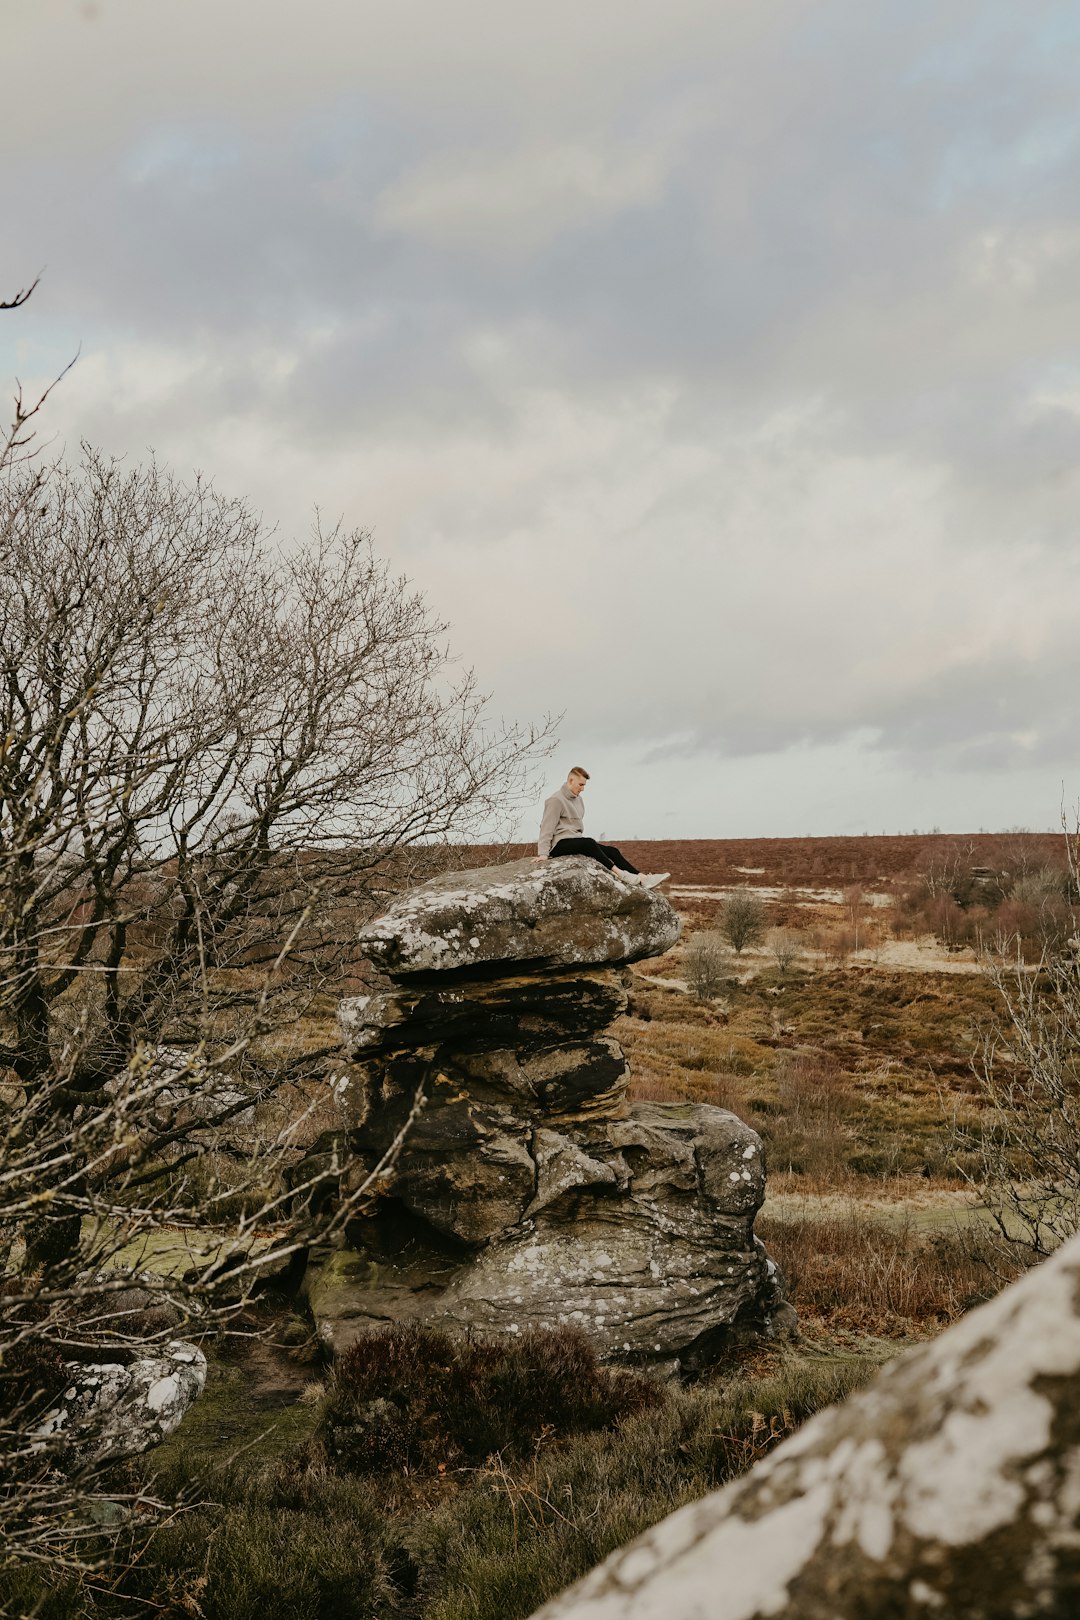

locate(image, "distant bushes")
(898, 846), (1079, 959)
(720, 891), (767, 956)
(684, 930), (727, 999)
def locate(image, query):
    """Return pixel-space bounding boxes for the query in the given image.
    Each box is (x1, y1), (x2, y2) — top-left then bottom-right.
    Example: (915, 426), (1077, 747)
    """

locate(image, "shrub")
(318, 1324), (662, 1474)
(898, 848), (1079, 958)
(822, 925), (857, 965)
(768, 927), (800, 977)
(758, 1208), (1008, 1334)
(761, 1054), (854, 1180)
(5, 1334), (886, 1620)
(684, 930), (727, 999)
(1009, 866), (1070, 906)
(721, 892), (766, 956)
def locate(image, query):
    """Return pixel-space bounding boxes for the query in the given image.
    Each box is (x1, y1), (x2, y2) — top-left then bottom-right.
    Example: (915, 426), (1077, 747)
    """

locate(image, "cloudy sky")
(4, 0), (1080, 839)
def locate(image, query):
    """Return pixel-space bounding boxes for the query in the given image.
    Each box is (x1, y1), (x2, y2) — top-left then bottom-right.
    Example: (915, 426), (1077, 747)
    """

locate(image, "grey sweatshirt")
(537, 784), (585, 857)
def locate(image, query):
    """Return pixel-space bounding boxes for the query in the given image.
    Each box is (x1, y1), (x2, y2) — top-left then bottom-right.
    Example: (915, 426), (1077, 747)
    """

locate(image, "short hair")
(569, 766), (590, 781)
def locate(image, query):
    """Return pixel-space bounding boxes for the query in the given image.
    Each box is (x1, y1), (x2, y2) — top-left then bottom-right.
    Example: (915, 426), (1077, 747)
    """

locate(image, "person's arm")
(537, 795), (561, 857)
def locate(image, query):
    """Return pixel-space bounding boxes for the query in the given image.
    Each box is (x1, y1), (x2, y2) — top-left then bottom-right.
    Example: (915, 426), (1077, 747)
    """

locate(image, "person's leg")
(599, 843), (639, 874)
(549, 837), (616, 869)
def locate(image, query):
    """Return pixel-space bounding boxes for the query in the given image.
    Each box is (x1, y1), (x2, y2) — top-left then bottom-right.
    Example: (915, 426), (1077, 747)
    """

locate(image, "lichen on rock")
(525, 1234), (1080, 1619)
(34, 1340), (207, 1466)
(355, 857), (680, 975)
(305, 856), (788, 1370)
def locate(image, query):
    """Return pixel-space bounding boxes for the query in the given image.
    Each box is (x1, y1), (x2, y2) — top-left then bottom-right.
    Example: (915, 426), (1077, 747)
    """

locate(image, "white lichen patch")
(145, 1374), (181, 1413)
(356, 857), (679, 973)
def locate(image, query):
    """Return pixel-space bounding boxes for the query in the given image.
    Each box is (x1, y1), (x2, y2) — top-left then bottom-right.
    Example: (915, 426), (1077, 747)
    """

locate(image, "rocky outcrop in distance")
(527, 1233), (1080, 1620)
(304, 857), (792, 1370)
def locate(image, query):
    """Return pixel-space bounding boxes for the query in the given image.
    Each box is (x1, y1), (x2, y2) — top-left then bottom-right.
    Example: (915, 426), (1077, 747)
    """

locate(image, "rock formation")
(34, 1340), (207, 1466)
(526, 1232), (1080, 1620)
(304, 857), (792, 1368)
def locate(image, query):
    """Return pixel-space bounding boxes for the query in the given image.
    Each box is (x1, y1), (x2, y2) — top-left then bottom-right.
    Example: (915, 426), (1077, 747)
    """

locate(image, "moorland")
(9, 830), (1077, 1620)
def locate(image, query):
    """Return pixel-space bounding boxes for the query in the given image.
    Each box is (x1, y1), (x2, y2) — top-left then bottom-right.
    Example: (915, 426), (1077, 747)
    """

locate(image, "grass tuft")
(319, 1322), (663, 1474)
(1, 1335), (885, 1620)
(758, 1207), (1012, 1336)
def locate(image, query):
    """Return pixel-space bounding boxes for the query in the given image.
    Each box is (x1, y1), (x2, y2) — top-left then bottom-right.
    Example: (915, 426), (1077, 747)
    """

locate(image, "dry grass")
(766, 1053), (855, 1180)
(621, 962), (998, 1194)
(469, 833), (1065, 892)
(758, 1206), (1011, 1337)
(9, 1338), (881, 1620)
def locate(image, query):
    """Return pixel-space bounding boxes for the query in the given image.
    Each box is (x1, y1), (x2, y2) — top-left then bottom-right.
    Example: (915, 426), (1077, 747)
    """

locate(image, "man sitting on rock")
(534, 767), (669, 890)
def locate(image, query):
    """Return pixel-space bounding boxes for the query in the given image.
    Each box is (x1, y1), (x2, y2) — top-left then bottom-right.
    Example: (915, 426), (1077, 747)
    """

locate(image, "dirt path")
(760, 1188), (981, 1232)
(633, 931), (987, 991)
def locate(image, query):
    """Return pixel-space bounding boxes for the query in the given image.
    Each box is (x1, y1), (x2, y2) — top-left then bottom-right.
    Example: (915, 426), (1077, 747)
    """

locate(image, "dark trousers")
(550, 837), (639, 874)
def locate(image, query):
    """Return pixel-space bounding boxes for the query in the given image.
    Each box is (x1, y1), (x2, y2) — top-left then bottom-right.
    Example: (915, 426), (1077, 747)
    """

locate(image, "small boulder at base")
(34, 1340), (207, 1466)
(526, 1232), (1080, 1620)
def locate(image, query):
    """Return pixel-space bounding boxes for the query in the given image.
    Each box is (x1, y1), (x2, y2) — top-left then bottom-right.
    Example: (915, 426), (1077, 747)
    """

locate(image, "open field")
(474, 831), (1065, 891)
(8, 834), (1060, 1620)
(613, 840), (1006, 1204)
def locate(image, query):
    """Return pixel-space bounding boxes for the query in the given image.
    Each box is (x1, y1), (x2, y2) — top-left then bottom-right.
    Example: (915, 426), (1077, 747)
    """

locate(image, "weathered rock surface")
(356, 857), (680, 975)
(527, 1234), (1080, 1620)
(306, 1103), (772, 1366)
(340, 970), (629, 1053)
(34, 1340), (206, 1466)
(309, 857), (786, 1369)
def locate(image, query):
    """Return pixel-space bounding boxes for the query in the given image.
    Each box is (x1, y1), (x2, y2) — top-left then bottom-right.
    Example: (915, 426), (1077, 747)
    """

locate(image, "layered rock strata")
(307, 857), (790, 1368)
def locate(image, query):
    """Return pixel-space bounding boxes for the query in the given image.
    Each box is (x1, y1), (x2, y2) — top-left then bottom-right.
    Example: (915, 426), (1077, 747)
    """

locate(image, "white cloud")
(5, 0), (1080, 834)
(373, 113), (700, 255)
(44, 333), (1080, 789)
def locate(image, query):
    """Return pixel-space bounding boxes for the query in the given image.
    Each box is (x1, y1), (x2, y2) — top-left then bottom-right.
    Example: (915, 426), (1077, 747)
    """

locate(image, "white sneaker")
(641, 872), (670, 890)
(613, 869), (643, 885)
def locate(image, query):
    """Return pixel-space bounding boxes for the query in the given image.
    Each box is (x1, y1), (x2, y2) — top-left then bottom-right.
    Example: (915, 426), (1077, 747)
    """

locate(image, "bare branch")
(0, 442), (553, 1578)
(0, 275), (41, 311)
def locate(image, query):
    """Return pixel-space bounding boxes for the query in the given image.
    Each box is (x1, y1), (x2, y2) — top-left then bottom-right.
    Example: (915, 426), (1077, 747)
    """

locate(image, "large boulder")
(304, 1101), (778, 1369)
(308, 856), (787, 1371)
(355, 857), (679, 975)
(527, 1235), (1080, 1620)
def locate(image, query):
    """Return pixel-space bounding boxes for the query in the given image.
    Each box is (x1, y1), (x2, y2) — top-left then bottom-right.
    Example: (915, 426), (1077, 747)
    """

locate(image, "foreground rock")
(528, 1235), (1080, 1620)
(34, 1340), (207, 1466)
(305, 857), (790, 1368)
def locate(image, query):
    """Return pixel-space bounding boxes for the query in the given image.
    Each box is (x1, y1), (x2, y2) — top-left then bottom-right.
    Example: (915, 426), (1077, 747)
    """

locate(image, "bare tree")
(720, 890), (766, 956)
(684, 930), (727, 1000)
(769, 927), (799, 979)
(842, 884), (866, 954)
(951, 817), (1080, 1264)
(1, 273), (78, 479)
(1, 448), (549, 1092)
(957, 940), (1080, 1263)
(0, 277), (40, 309)
(0, 445), (551, 1583)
